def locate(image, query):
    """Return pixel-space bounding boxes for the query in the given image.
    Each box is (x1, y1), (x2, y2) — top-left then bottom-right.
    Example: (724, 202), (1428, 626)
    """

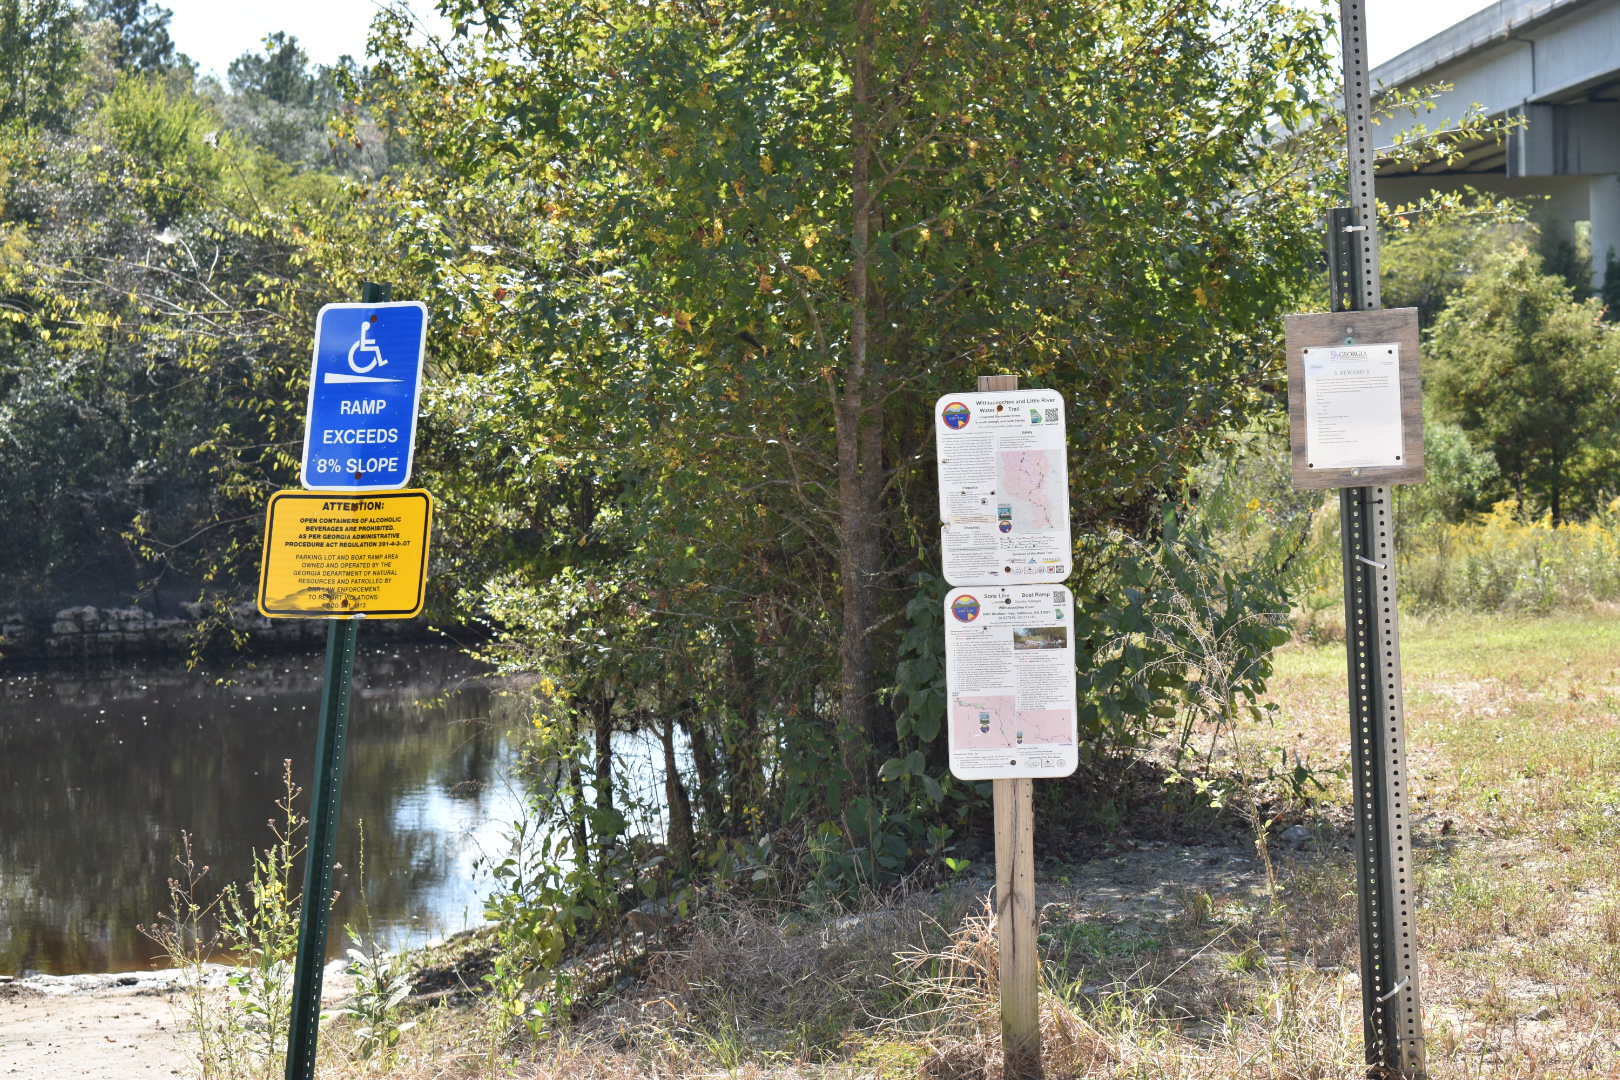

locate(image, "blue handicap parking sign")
(301, 301), (428, 491)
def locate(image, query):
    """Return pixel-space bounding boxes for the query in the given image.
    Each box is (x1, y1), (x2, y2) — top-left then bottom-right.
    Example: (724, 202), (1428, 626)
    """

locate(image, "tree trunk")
(592, 694), (615, 822)
(660, 714), (695, 872)
(1550, 454), (1564, 525)
(833, 0), (882, 834)
(725, 628), (767, 834)
(568, 754), (590, 873)
(683, 709), (724, 830)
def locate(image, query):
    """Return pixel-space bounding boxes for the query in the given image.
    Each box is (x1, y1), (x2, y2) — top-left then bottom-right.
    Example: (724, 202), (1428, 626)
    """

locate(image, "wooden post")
(994, 776), (1040, 1077)
(977, 372), (1042, 1080)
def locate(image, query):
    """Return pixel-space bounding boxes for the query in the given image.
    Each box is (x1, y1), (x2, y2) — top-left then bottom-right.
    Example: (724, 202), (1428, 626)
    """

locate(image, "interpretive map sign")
(302, 301), (428, 491)
(943, 585), (1078, 780)
(257, 490), (432, 618)
(935, 390), (1070, 586)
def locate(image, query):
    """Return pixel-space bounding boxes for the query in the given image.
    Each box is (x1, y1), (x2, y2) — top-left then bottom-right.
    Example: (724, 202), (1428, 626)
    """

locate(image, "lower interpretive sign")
(944, 584), (1078, 780)
(257, 490), (433, 618)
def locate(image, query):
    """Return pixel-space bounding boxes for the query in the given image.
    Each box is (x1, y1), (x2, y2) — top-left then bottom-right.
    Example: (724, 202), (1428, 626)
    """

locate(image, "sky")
(1363, 0), (1498, 66)
(162, 0), (1500, 82)
(162, 0), (451, 81)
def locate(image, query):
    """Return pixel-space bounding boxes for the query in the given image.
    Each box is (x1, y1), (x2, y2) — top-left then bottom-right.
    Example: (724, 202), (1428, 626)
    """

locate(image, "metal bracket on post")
(1332, 6), (1425, 1073)
(1327, 205), (1360, 314)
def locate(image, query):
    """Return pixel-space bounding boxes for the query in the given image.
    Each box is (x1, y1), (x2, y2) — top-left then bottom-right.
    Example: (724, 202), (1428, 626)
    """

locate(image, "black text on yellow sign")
(258, 490), (432, 619)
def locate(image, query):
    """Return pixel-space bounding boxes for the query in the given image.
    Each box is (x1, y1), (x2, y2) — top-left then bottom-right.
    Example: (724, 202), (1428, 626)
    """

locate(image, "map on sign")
(952, 695), (1074, 747)
(302, 301), (428, 491)
(998, 449), (1064, 531)
(258, 490), (432, 619)
(935, 389), (1071, 587)
(943, 585), (1078, 780)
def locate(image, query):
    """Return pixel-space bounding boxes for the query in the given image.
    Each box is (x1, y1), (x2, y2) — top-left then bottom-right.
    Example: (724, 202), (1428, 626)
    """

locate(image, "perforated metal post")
(1334, 4), (1425, 1075)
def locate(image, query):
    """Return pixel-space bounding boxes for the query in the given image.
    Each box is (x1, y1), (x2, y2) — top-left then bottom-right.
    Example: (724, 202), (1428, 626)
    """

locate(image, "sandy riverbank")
(0, 965), (354, 1079)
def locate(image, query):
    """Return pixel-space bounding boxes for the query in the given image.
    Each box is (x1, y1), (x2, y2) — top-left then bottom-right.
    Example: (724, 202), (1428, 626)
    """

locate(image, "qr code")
(1043, 407), (1059, 423)
(1052, 590), (1066, 605)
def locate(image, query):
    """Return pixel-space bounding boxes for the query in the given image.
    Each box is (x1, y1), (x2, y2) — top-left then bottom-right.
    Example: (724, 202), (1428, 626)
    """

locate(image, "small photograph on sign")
(1012, 625), (1067, 650)
(1303, 342), (1404, 471)
(943, 585), (1078, 780)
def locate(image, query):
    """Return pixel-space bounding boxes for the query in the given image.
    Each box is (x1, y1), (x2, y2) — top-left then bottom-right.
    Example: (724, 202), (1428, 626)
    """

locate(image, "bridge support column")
(1590, 174), (1620, 291)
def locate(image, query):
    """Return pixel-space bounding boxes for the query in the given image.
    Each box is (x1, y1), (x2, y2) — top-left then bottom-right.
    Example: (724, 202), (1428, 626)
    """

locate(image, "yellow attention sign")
(258, 490), (432, 619)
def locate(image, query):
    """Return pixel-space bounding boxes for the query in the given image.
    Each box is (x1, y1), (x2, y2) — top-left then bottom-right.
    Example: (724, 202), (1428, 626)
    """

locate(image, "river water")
(0, 645), (530, 976)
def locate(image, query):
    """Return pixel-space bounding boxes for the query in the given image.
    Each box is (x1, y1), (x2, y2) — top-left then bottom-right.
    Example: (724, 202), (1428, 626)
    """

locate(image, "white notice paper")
(935, 390), (1070, 587)
(1302, 343), (1405, 471)
(943, 585), (1079, 780)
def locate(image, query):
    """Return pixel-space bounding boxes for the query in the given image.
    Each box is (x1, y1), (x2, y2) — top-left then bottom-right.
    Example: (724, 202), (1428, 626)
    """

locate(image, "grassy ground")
(306, 609), (1620, 1079)
(1261, 609), (1620, 1077)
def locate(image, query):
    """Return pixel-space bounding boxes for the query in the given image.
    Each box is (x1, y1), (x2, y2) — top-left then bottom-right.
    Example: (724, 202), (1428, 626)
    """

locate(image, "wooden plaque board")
(1285, 307), (1424, 489)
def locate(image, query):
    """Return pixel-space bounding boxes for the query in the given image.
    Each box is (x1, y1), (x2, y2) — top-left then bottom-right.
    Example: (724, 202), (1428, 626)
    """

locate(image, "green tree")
(1429, 246), (1620, 523)
(86, 0), (181, 74)
(1395, 415), (1499, 536)
(1602, 248), (1620, 322)
(220, 31), (358, 166)
(0, 0), (82, 130)
(1381, 203), (1530, 327)
(0, 67), (367, 621)
(362, 0), (1348, 838)
(227, 32), (325, 107)
(96, 74), (222, 224)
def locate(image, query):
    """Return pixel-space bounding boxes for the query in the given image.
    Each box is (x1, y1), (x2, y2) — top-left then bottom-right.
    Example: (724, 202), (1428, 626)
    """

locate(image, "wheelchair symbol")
(348, 320), (387, 374)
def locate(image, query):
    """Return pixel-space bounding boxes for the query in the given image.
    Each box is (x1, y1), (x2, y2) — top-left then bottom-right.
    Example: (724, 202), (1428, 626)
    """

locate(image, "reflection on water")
(0, 646), (529, 975)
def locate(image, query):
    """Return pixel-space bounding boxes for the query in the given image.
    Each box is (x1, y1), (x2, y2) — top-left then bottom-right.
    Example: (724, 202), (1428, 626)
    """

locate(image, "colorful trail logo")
(950, 594), (981, 622)
(941, 401), (971, 429)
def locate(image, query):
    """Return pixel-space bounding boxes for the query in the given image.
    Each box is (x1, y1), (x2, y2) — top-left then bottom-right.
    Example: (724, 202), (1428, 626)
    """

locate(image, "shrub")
(1075, 513), (1293, 767)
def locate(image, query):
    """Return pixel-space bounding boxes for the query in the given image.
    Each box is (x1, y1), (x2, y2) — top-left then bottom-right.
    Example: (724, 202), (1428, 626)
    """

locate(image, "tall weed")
(142, 760), (305, 1080)
(1403, 499), (1620, 611)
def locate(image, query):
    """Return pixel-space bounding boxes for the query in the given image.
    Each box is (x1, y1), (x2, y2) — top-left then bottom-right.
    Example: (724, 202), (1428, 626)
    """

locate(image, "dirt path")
(0, 966), (354, 1080)
(1, 973), (194, 1080)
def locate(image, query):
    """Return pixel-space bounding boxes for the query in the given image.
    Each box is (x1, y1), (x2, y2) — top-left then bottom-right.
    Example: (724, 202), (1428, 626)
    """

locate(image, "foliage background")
(6, 1), (1612, 995)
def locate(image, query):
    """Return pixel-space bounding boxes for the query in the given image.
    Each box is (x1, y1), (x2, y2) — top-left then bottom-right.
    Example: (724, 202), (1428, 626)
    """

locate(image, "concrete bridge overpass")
(1372, 0), (1620, 287)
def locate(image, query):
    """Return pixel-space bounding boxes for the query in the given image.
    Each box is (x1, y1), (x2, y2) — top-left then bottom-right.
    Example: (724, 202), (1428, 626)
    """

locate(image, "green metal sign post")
(283, 281), (390, 1080)
(284, 617), (359, 1079)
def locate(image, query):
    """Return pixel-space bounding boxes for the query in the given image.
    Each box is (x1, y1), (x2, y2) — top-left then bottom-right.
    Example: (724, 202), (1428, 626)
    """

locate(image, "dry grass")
(293, 609), (1620, 1079)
